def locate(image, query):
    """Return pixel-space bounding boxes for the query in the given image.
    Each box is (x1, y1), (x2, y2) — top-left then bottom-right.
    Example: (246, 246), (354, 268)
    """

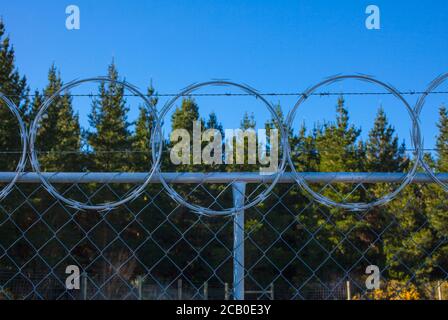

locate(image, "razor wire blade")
(28, 77), (162, 211)
(153, 80), (289, 216)
(1, 73), (447, 212)
(285, 74), (422, 210)
(415, 72), (448, 193)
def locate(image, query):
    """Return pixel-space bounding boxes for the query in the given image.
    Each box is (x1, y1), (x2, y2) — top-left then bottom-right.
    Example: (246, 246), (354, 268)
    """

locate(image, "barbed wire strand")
(2, 91), (448, 98)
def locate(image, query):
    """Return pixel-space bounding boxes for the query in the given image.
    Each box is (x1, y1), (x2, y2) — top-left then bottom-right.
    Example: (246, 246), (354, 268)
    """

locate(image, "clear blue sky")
(2, 0), (448, 149)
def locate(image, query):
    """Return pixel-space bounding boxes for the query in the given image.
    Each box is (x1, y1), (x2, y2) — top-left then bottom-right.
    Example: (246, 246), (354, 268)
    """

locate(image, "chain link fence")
(0, 171), (447, 300)
(1, 75), (448, 300)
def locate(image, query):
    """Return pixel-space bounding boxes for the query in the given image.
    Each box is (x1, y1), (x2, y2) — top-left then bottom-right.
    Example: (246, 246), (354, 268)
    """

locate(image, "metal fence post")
(82, 272), (87, 300)
(346, 280), (351, 300)
(203, 281), (208, 300)
(232, 182), (246, 300)
(137, 276), (143, 300)
(224, 283), (230, 300)
(437, 281), (442, 300)
(178, 279), (183, 300)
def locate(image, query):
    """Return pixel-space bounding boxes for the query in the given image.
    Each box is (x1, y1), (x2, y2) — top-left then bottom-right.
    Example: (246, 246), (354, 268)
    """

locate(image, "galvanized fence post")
(224, 283), (230, 300)
(178, 279), (183, 300)
(346, 280), (351, 300)
(82, 272), (87, 300)
(232, 182), (246, 300)
(203, 281), (208, 300)
(137, 276), (143, 300)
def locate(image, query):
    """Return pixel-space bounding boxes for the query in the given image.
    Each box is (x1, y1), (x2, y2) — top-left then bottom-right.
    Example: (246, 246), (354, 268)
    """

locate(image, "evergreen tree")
(381, 105), (448, 284)
(171, 98), (202, 132)
(132, 83), (158, 171)
(169, 98), (204, 171)
(240, 112), (256, 130)
(384, 181), (435, 281)
(312, 97), (367, 276)
(0, 20), (29, 171)
(226, 112), (257, 173)
(264, 103), (285, 135)
(290, 123), (319, 172)
(204, 111), (224, 171)
(85, 62), (136, 279)
(430, 105), (448, 237)
(417, 105), (448, 281)
(206, 112), (223, 135)
(364, 108), (409, 267)
(436, 105), (448, 172)
(366, 107), (407, 172)
(87, 62), (132, 171)
(316, 97), (363, 172)
(31, 65), (81, 171)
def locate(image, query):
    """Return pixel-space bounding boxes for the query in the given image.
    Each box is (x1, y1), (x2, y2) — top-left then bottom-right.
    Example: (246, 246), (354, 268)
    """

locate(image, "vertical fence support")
(232, 182), (246, 301)
(82, 272), (87, 300)
(203, 281), (208, 300)
(270, 283), (275, 300)
(437, 281), (442, 300)
(346, 281), (351, 300)
(178, 279), (183, 300)
(224, 283), (230, 300)
(137, 276), (143, 300)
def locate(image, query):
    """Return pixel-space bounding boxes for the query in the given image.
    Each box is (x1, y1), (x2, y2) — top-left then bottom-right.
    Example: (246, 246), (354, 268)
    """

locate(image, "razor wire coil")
(1, 73), (447, 212)
(28, 77), (163, 211)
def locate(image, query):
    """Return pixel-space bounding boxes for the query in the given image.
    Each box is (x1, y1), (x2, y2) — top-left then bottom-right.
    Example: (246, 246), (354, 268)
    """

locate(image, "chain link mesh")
(0, 174), (446, 300)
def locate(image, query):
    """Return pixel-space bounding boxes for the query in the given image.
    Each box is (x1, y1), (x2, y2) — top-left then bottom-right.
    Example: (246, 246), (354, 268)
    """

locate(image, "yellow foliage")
(354, 281), (420, 300)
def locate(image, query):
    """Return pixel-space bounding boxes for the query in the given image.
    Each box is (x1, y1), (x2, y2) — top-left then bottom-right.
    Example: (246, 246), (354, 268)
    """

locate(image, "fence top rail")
(0, 172), (446, 184)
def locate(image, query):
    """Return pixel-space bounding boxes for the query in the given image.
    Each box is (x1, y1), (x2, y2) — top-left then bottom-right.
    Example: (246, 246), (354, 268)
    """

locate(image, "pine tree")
(0, 20), (29, 171)
(31, 65), (81, 171)
(251, 104), (310, 282)
(384, 182), (435, 281)
(382, 105), (448, 283)
(85, 62), (136, 279)
(87, 62), (132, 171)
(206, 112), (223, 135)
(366, 107), (407, 172)
(132, 83), (158, 171)
(290, 123), (319, 172)
(373, 105), (448, 284)
(316, 97), (363, 172)
(417, 105), (448, 280)
(167, 98), (227, 274)
(436, 105), (448, 172)
(171, 98), (202, 132)
(204, 112), (224, 171)
(169, 98), (204, 171)
(364, 108), (408, 267)
(23, 66), (82, 274)
(312, 97), (366, 275)
(227, 112), (256, 172)
(264, 103), (285, 134)
(0, 20), (31, 275)
(240, 112), (256, 130)
(263, 103), (288, 172)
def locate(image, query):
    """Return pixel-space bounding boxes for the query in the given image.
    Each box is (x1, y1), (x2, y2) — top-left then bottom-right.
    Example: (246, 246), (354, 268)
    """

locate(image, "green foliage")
(316, 97), (363, 172)
(31, 65), (81, 171)
(171, 98), (202, 132)
(366, 107), (407, 172)
(132, 83), (158, 171)
(87, 62), (132, 171)
(0, 19), (29, 171)
(436, 105), (448, 171)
